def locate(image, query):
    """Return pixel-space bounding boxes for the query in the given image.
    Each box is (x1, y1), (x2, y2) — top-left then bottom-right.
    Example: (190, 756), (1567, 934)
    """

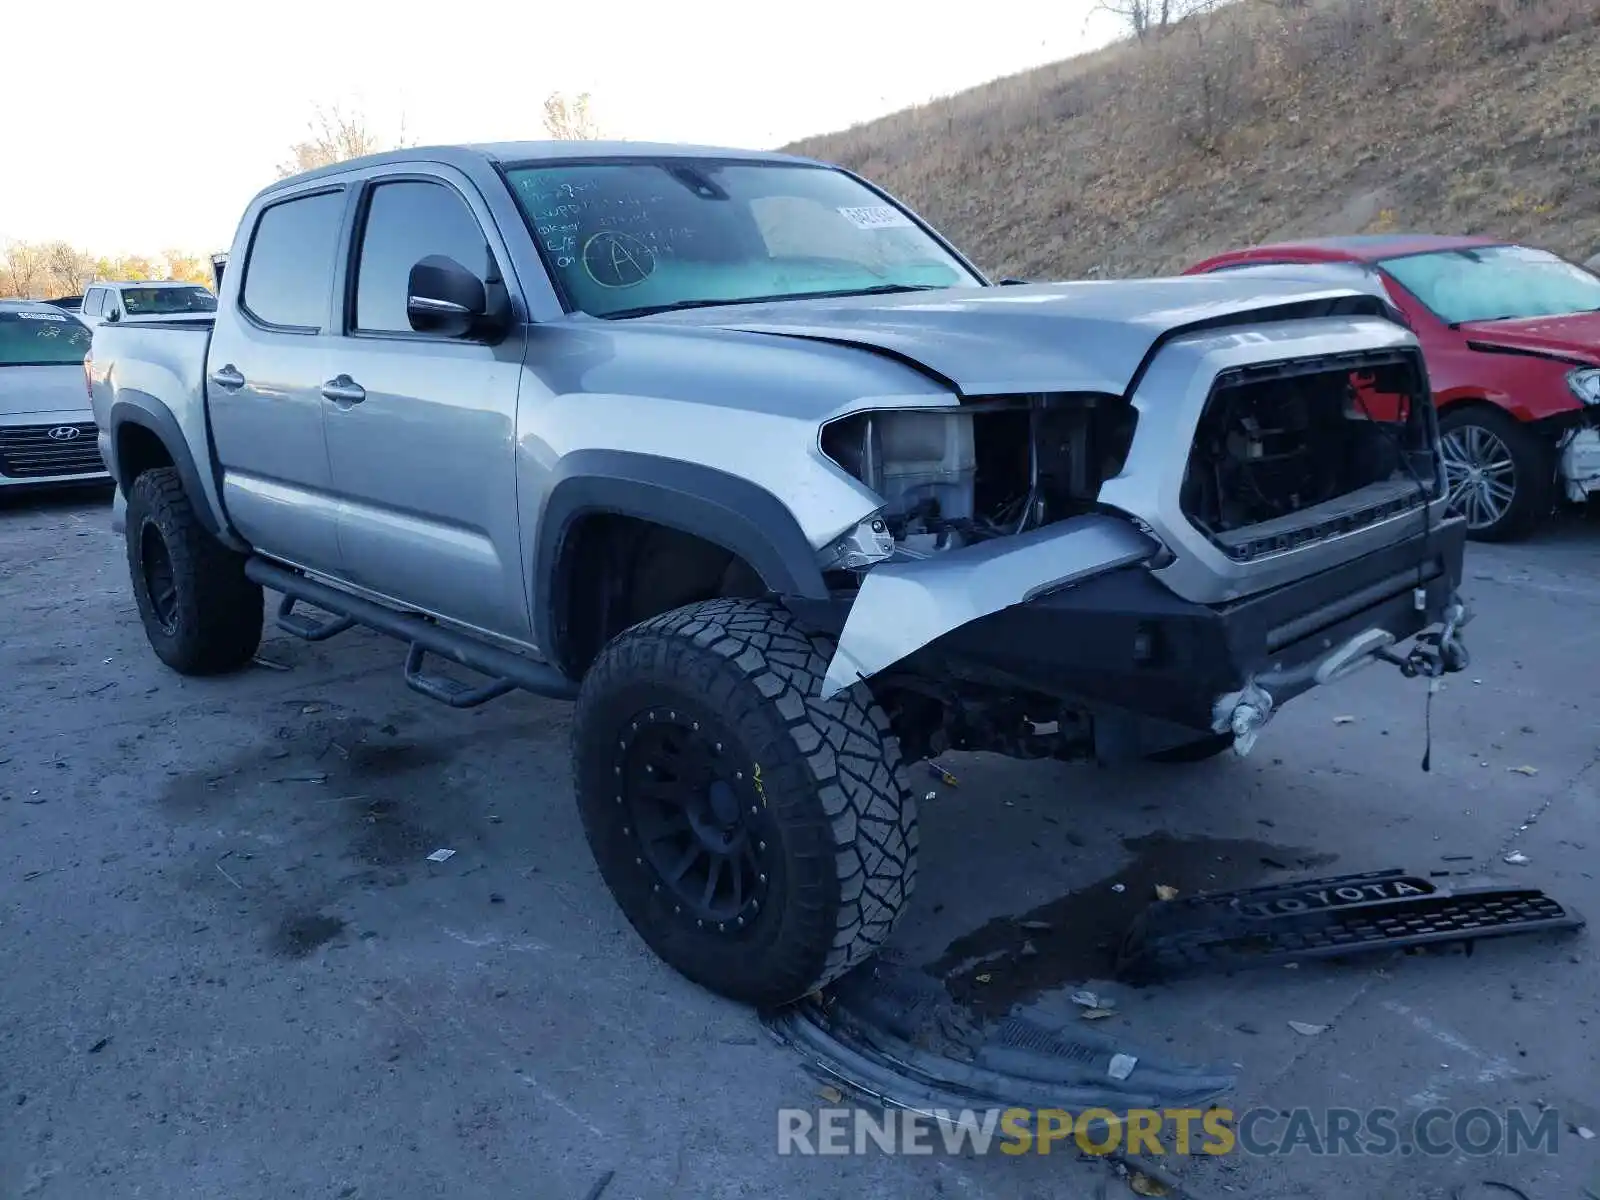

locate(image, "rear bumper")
(791, 515), (1469, 741)
(0, 411), (110, 488)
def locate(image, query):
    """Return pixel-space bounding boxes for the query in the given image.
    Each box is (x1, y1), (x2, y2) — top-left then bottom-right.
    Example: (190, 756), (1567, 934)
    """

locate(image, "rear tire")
(572, 597), (918, 1007)
(1439, 406), (1552, 543)
(125, 467), (263, 675)
(1146, 733), (1235, 764)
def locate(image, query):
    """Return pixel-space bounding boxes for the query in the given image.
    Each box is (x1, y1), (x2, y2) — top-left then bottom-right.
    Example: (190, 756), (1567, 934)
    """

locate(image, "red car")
(1187, 235), (1600, 541)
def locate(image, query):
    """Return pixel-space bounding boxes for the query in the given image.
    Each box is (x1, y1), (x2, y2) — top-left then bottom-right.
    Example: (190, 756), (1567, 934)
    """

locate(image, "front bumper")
(1559, 427), (1600, 502)
(0, 412), (110, 489)
(794, 515), (1469, 750)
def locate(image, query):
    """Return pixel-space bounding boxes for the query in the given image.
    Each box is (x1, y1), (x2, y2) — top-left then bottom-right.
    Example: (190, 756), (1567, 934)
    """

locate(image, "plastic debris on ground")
(1128, 1172), (1171, 1197)
(1504, 852), (1530, 866)
(1107, 1053), (1138, 1080)
(1288, 1021), (1329, 1036)
(1507, 765), (1539, 776)
(1154, 884), (1179, 901)
(425, 848), (456, 863)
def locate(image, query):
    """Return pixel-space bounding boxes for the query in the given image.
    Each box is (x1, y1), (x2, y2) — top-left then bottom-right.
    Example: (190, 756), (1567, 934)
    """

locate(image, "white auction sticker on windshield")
(837, 205), (915, 230)
(16, 311), (66, 321)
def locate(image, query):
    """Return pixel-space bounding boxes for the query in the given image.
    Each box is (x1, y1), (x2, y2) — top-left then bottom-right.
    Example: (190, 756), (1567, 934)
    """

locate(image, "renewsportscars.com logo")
(777, 1105), (1568, 1158)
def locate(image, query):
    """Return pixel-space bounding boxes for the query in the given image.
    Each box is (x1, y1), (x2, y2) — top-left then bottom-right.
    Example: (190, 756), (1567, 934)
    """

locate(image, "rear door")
(321, 169), (530, 640)
(205, 186), (349, 575)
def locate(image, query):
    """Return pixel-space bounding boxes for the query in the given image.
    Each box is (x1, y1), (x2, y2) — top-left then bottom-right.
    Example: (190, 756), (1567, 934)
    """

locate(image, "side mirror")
(104, 309), (120, 323)
(407, 255), (491, 338)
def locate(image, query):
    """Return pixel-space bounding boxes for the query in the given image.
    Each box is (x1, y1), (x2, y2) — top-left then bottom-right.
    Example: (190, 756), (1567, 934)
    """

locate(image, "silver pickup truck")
(88, 140), (1472, 1006)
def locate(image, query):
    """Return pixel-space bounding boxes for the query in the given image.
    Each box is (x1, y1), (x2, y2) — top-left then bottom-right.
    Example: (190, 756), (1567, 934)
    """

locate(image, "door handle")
(321, 375), (366, 405)
(210, 364), (245, 391)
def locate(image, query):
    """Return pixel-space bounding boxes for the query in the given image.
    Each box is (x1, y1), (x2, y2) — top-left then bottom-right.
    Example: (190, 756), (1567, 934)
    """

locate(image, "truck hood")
(0, 364), (90, 418)
(641, 277), (1398, 396)
(1459, 310), (1600, 366)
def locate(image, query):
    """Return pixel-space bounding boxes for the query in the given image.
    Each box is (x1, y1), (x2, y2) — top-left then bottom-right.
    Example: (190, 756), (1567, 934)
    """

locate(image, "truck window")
(121, 285), (218, 316)
(240, 189), (346, 331)
(82, 289), (103, 317)
(353, 180), (492, 334)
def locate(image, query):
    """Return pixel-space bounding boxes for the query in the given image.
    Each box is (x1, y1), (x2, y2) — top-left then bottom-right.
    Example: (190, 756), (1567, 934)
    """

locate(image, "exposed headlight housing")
(1568, 367), (1600, 406)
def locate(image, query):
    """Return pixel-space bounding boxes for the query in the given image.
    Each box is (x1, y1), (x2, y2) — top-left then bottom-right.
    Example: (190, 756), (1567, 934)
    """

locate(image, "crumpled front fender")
(819, 514), (1160, 699)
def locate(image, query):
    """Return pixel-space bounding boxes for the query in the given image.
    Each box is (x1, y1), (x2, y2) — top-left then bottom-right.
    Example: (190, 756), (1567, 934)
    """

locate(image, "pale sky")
(1, 0), (1118, 256)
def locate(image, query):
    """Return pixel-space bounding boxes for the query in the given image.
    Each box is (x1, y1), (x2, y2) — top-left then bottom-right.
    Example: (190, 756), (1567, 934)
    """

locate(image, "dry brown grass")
(788, 0), (1600, 279)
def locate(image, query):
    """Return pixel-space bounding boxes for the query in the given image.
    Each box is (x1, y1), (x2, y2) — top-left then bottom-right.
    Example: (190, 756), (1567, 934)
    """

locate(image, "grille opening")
(0, 423), (105, 479)
(1180, 352), (1438, 562)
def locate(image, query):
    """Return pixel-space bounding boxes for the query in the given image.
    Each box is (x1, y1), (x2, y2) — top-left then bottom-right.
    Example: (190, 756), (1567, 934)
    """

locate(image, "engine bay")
(819, 394), (1139, 563)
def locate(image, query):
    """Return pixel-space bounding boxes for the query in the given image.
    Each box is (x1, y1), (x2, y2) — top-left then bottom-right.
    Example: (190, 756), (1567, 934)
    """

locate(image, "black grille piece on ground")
(0, 422), (104, 478)
(1115, 868), (1585, 983)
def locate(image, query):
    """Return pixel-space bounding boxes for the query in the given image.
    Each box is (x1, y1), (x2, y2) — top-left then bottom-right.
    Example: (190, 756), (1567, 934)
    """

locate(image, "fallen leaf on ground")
(975, 973), (992, 984)
(1082, 1008), (1117, 1020)
(818, 1085), (842, 1103)
(1154, 884), (1179, 901)
(1504, 852), (1530, 866)
(1507, 765), (1539, 776)
(1129, 1173), (1171, 1197)
(301, 704), (321, 714)
(1333, 715), (1355, 725)
(1288, 1021), (1329, 1036)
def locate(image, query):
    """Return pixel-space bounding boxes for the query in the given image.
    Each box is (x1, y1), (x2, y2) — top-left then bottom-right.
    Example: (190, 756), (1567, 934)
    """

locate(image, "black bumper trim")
(787, 517), (1468, 733)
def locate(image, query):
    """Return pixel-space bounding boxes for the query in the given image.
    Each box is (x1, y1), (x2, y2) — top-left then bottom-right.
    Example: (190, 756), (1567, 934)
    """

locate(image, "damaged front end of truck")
(780, 296), (1473, 766)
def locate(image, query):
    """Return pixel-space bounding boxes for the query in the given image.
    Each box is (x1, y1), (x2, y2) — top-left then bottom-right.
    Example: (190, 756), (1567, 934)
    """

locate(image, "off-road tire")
(1146, 732), (1236, 763)
(125, 467), (263, 675)
(572, 597), (918, 1007)
(1439, 406), (1553, 543)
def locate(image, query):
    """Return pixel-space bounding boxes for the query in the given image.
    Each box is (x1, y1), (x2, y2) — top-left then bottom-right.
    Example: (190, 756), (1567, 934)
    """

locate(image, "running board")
(245, 557), (579, 705)
(1115, 868), (1585, 983)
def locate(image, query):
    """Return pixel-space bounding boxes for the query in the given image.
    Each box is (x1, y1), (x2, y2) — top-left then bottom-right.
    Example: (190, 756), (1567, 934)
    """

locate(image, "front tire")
(125, 467), (263, 675)
(572, 597), (918, 1007)
(1439, 406), (1552, 542)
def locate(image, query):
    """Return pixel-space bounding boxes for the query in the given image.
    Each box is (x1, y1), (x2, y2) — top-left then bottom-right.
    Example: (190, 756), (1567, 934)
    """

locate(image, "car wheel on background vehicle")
(125, 467), (264, 674)
(571, 597), (918, 1008)
(1438, 405), (1553, 542)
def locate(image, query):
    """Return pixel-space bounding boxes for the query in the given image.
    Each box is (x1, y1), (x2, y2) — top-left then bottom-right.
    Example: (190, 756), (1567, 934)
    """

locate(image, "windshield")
(0, 309), (93, 366)
(505, 159), (983, 317)
(1379, 245), (1600, 325)
(120, 286), (218, 316)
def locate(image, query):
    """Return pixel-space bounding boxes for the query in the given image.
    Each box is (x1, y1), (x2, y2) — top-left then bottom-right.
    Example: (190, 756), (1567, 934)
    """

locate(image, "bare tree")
(276, 104), (415, 178)
(543, 91), (604, 140)
(1094, 0), (1213, 39)
(1, 241), (48, 298)
(44, 242), (94, 293)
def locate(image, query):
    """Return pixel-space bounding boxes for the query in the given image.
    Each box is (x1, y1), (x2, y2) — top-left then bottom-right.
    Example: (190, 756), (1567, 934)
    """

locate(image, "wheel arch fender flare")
(530, 450), (831, 664)
(107, 393), (235, 544)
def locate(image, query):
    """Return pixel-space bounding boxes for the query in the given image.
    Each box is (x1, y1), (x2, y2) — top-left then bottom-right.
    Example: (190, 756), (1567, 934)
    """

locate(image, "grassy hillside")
(788, 0), (1599, 281)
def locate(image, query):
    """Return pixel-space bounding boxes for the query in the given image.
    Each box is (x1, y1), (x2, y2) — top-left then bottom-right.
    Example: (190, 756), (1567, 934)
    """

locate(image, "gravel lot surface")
(3, 490), (1597, 1199)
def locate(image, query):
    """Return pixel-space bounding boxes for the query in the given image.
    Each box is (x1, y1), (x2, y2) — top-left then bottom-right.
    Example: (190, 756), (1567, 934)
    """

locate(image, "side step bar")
(245, 557), (579, 706)
(1115, 868), (1585, 983)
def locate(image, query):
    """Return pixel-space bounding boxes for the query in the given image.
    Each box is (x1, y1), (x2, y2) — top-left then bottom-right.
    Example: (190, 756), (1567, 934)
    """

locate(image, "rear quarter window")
(240, 189), (347, 330)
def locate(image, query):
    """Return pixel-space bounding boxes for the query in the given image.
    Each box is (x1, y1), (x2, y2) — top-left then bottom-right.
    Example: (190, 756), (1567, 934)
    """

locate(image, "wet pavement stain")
(349, 796), (438, 869)
(272, 913), (347, 958)
(932, 832), (1338, 1019)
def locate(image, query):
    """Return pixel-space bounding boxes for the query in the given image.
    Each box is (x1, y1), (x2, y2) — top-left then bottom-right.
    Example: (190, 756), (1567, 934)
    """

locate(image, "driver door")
(321, 170), (531, 641)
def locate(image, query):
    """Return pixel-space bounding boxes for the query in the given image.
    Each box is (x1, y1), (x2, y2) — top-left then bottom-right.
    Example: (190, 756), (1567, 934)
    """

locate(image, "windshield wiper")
(603, 282), (946, 320)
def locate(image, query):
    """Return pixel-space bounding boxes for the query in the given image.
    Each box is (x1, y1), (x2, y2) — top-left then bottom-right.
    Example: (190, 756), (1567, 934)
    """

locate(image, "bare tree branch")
(542, 91), (604, 140)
